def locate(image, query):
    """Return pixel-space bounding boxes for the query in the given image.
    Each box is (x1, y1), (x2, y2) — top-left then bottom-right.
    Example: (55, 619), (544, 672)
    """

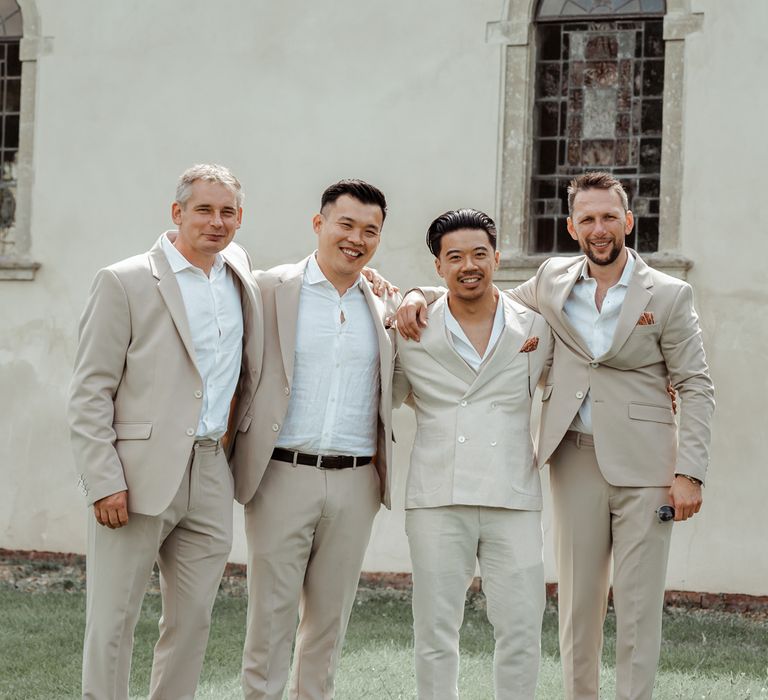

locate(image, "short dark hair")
(426, 208), (497, 257)
(567, 171), (629, 218)
(320, 179), (387, 221)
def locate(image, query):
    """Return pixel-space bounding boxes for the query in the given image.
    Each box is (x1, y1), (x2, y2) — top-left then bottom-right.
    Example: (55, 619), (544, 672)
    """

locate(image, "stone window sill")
(495, 252), (692, 286)
(0, 256), (41, 280)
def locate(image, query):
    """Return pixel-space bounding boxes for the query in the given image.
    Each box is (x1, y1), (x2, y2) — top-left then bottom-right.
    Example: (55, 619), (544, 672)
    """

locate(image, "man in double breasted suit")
(68, 164), (262, 700)
(393, 209), (552, 699)
(397, 172), (715, 700)
(230, 180), (399, 700)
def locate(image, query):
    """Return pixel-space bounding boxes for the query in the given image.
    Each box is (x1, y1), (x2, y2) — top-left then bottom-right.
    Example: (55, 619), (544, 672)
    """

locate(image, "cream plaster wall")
(0, 0), (766, 595)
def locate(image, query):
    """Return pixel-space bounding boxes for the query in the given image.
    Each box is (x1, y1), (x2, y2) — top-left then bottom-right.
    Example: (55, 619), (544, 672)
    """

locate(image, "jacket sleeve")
(661, 283), (715, 483)
(67, 268), (132, 506)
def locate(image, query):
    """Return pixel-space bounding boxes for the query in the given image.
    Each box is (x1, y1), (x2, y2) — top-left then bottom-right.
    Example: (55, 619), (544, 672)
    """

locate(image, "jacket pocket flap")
(628, 403), (674, 424)
(113, 422), (152, 440)
(542, 385), (554, 401)
(238, 414), (253, 432)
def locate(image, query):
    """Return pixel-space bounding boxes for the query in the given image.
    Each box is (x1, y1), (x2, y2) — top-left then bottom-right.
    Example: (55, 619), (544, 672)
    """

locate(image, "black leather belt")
(271, 447), (373, 470)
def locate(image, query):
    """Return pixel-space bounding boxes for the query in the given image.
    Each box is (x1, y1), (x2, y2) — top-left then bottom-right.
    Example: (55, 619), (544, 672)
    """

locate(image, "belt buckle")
(319, 455), (341, 469)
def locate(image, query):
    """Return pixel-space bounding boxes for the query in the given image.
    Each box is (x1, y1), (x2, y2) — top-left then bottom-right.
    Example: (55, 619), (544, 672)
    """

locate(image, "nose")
(210, 210), (223, 228)
(347, 227), (363, 244)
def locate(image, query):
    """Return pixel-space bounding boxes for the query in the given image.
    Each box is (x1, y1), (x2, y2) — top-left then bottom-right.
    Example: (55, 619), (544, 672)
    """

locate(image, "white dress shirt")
(276, 254), (380, 456)
(444, 293), (505, 372)
(161, 233), (243, 440)
(563, 251), (635, 434)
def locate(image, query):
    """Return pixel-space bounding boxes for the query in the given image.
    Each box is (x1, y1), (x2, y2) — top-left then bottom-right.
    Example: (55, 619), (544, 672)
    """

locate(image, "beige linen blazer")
(510, 250), (715, 486)
(393, 294), (552, 510)
(67, 234), (263, 516)
(229, 255), (400, 508)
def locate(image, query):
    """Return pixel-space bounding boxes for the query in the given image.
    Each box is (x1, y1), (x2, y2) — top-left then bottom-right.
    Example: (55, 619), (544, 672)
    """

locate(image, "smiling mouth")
(459, 275), (482, 284)
(590, 240), (612, 250)
(340, 247), (363, 259)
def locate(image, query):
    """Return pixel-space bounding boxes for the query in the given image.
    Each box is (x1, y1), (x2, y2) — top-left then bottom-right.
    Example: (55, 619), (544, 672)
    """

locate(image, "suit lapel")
(149, 238), (199, 373)
(599, 251), (653, 361)
(360, 281), (392, 393)
(550, 257), (593, 359)
(420, 297), (478, 387)
(274, 258), (308, 384)
(468, 295), (533, 396)
(222, 246), (264, 382)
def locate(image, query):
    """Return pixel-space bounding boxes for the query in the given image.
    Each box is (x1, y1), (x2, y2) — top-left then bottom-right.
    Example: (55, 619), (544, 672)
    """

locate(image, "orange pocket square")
(520, 336), (539, 353)
(637, 312), (655, 326)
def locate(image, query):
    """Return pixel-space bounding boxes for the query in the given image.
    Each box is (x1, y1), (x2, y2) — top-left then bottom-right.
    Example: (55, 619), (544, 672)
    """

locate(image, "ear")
(624, 210), (634, 236)
(236, 207), (243, 229)
(567, 217), (577, 241)
(434, 256), (445, 280)
(171, 202), (182, 226)
(493, 249), (500, 270)
(312, 213), (324, 235)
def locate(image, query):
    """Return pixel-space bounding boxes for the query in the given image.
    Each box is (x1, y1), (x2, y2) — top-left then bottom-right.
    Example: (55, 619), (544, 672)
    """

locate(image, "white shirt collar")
(162, 231), (225, 274)
(578, 247), (635, 286)
(444, 290), (505, 366)
(305, 251), (363, 290)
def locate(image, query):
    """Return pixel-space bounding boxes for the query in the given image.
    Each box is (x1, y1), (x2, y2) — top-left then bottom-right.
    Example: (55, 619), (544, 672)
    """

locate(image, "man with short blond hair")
(68, 164), (262, 700)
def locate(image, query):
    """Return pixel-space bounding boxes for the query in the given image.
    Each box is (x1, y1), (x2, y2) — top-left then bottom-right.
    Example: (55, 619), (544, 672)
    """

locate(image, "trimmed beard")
(582, 238), (624, 266)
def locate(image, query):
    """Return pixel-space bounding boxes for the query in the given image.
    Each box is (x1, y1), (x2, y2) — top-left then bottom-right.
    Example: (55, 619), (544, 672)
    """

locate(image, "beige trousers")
(82, 440), (233, 700)
(241, 459), (380, 700)
(405, 505), (545, 700)
(549, 435), (673, 700)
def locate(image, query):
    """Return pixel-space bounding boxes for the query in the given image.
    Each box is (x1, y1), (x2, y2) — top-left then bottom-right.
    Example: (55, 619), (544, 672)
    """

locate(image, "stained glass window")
(531, 1), (665, 253)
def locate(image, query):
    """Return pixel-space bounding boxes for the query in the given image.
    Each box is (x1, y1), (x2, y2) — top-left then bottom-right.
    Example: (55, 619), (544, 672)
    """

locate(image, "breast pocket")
(113, 422), (152, 440)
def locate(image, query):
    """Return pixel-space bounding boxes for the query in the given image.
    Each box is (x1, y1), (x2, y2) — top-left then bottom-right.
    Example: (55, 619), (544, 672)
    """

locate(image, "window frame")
(486, 0), (703, 283)
(0, 0), (41, 281)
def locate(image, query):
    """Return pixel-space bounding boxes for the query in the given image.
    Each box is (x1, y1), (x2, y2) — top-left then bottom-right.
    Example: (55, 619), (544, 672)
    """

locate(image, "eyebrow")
(445, 246), (489, 254)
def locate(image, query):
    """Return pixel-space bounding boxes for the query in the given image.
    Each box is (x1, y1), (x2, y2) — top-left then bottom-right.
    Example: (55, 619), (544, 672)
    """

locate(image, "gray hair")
(175, 163), (244, 209)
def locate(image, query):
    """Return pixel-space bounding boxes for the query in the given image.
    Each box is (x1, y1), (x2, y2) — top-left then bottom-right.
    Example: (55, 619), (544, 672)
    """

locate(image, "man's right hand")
(93, 490), (129, 528)
(395, 290), (429, 340)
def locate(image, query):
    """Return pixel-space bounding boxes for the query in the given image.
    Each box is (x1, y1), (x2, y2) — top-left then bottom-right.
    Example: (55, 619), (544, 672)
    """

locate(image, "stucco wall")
(1, 0), (766, 595)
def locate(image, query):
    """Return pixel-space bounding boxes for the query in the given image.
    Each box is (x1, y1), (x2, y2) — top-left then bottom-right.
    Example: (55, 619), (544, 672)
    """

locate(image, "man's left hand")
(361, 267), (399, 297)
(668, 476), (702, 521)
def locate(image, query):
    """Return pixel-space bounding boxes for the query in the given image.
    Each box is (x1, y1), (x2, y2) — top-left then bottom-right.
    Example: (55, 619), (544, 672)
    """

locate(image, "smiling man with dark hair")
(393, 208), (552, 699)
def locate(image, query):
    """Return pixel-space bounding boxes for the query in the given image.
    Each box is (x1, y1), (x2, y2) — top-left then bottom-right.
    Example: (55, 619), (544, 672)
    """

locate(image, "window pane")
(537, 0), (665, 20)
(530, 19), (665, 253)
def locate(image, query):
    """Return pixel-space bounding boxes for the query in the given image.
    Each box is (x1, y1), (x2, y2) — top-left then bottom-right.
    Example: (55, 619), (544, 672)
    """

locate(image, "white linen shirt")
(444, 293), (505, 372)
(563, 251), (635, 434)
(276, 254), (380, 455)
(161, 232), (243, 440)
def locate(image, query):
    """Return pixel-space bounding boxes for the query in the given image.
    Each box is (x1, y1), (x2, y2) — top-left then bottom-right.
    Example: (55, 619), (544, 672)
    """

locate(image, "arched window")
(488, 0), (701, 282)
(531, 0), (665, 254)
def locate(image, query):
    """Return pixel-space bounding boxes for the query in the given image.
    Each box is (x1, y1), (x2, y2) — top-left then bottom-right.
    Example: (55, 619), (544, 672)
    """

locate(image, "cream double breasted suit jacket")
(68, 236), (263, 514)
(229, 254), (399, 508)
(392, 294), (553, 509)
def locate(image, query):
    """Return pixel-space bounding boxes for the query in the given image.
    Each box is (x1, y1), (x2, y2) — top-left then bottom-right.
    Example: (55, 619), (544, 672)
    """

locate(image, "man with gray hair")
(68, 164), (262, 699)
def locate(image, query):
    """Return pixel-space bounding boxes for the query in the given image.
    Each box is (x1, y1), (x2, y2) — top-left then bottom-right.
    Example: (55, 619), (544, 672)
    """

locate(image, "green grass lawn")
(0, 588), (766, 699)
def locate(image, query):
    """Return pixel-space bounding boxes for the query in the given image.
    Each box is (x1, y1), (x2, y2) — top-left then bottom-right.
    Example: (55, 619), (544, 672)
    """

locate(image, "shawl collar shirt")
(563, 250), (635, 434)
(161, 232), (243, 439)
(443, 294), (505, 373)
(275, 254), (380, 456)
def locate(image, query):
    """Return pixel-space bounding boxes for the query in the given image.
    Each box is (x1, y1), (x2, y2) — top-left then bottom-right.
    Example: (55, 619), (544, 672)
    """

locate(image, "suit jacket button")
(575, 391), (584, 399)
(590, 362), (599, 368)
(186, 428), (195, 436)
(458, 436), (466, 443)
(460, 400), (467, 407)
(284, 387), (290, 395)
(194, 390), (203, 398)
(272, 423), (280, 432)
